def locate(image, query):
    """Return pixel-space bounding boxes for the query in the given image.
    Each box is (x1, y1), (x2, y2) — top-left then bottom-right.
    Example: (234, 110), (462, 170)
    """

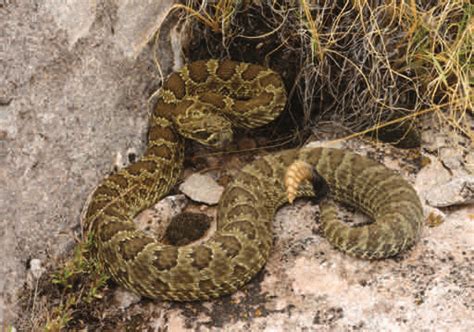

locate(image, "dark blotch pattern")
(151, 277), (170, 293)
(216, 60), (238, 81)
(152, 101), (176, 119)
(142, 177), (156, 188)
(238, 171), (261, 188)
(101, 206), (125, 220)
(198, 278), (216, 292)
(188, 60), (210, 83)
(127, 160), (157, 175)
(152, 247), (179, 271)
(241, 64), (264, 81)
(148, 124), (176, 142)
(146, 144), (173, 160)
(163, 73), (186, 98)
(172, 269), (194, 284)
(93, 184), (119, 197)
(108, 173), (129, 188)
(86, 199), (108, 217)
(98, 220), (135, 243)
(84, 60), (290, 301)
(198, 92), (227, 108)
(191, 246), (214, 270)
(118, 235), (154, 261)
(233, 264), (248, 278)
(258, 72), (283, 88)
(214, 235), (242, 258)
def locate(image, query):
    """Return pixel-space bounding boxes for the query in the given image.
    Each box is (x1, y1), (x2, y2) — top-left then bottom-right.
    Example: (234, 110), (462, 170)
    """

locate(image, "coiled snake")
(84, 59), (423, 301)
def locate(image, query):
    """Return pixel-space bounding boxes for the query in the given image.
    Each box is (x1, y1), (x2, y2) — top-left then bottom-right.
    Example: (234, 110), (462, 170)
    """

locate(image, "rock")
(415, 158), (451, 202)
(112, 289), (141, 310)
(179, 173), (224, 205)
(43, 0), (96, 47)
(0, 107), (17, 140)
(115, 0), (175, 58)
(464, 151), (474, 174)
(421, 128), (449, 152)
(439, 147), (463, 171)
(134, 194), (188, 239)
(416, 155), (474, 207)
(152, 194), (188, 217)
(425, 176), (474, 207)
(113, 148), (139, 171)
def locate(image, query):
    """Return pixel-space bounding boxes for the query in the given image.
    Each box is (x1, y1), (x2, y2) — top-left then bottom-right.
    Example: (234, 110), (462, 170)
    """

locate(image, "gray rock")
(43, 0), (96, 47)
(415, 158), (451, 202)
(112, 289), (141, 310)
(426, 176), (474, 207)
(465, 151), (474, 175)
(115, 0), (175, 58)
(439, 147), (464, 171)
(421, 128), (449, 152)
(134, 194), (188, 239)
(179, 173), (224, 205)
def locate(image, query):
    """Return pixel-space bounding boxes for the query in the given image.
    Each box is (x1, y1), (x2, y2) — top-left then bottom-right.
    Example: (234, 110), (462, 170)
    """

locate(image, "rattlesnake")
(84, 59), (423, 301)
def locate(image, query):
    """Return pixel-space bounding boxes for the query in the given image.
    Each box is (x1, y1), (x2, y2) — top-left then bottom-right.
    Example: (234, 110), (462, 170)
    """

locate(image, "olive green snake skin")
(84, 59), (423, 301)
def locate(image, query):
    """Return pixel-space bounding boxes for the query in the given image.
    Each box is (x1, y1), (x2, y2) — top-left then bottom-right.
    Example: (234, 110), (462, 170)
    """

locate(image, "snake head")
(175, 105), (233, 148)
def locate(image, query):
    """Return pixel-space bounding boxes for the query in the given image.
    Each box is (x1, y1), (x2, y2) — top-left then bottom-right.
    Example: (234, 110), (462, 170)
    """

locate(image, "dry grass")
(168, 0), (472, 146)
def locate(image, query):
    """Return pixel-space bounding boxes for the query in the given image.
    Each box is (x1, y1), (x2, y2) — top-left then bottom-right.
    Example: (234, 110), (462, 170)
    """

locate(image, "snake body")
(84, 59), (423, 301)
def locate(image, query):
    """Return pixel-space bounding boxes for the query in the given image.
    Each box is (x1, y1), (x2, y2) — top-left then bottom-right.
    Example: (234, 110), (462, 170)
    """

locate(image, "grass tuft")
(16, 234), (109, 331)
(165, 0), (472, 147)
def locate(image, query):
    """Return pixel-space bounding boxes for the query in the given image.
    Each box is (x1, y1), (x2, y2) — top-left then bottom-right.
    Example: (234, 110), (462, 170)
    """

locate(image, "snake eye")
(193, 131), (211, 141)
(191, 131), (224, 147)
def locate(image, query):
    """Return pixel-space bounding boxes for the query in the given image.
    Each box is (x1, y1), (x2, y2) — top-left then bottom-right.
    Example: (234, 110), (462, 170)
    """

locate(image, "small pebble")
(113, 288), (141, 310)
(179, 173), (224, 205)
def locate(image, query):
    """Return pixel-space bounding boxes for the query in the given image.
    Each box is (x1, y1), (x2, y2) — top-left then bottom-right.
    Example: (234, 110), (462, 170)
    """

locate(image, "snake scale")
(84, 59), (423, 301)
